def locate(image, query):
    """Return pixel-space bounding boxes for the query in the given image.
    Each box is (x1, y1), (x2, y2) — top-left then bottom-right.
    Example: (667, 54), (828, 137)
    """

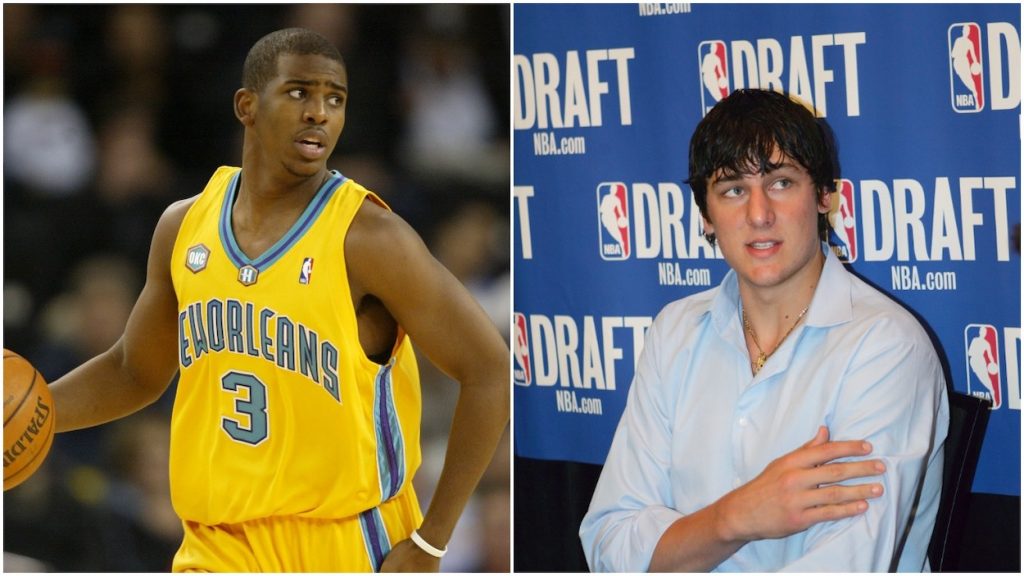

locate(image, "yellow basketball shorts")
(171, 489), (422, 572)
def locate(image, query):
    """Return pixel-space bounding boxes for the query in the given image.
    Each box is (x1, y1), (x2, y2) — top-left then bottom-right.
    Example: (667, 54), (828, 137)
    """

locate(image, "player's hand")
(715, 426), (885, 543)
(379, 539), (442, 573)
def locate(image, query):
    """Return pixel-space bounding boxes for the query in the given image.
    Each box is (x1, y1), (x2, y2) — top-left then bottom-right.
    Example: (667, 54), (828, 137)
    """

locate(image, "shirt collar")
(708, 243), (853, 337)
(805, 245), (854, 328)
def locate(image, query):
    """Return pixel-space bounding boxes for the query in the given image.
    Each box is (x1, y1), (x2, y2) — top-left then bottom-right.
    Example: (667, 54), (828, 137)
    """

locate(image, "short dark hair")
(686, 89), (838, 246)
(242, 28), (345, 93)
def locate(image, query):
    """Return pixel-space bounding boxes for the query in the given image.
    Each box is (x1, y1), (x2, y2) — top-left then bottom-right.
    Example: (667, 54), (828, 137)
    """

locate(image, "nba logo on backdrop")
(828, 179), (857, 262)
(698, 40), (730, 116)
(948, 23), (985, 112)
(514, 313), (532, 386)
(597, 182), (631, 260)
(965, 324), (1001, 409)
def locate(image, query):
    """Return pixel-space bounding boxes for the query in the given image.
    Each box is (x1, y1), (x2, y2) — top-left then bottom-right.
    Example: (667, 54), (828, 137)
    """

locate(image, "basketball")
(4, 349), (55, 491)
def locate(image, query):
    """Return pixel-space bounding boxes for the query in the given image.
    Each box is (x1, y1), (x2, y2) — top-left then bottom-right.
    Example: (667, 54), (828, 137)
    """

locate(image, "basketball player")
(48, 28), (509, 572)
(580, 89), (948, 571)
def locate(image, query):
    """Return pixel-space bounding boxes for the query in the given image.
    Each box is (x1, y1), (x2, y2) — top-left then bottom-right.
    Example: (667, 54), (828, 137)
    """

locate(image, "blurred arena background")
(3, 4), (510, 572)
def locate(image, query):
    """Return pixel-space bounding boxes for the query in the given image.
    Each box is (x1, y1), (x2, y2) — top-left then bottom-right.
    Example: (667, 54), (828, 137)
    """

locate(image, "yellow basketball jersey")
(169, 166), (421, 526)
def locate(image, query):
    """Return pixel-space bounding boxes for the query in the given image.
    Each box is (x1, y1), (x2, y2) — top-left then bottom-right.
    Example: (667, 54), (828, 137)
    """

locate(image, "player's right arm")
(647, 427), (882, 572)
(50, 197), (195, 432)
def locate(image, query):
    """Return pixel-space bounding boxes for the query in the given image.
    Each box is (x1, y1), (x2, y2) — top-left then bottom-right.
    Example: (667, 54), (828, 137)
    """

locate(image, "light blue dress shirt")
(580, 248), (949, 572)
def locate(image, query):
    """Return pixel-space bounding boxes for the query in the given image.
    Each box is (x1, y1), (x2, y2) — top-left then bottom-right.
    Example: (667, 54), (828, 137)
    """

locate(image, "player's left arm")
(346, 200), (509, 572)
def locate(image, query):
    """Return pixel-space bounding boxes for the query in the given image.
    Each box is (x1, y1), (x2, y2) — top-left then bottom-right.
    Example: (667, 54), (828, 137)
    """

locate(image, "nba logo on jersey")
(597, 182), (631, 261)
(698, 40), (730, 116)
(828, 179), (857, 263)
(299, 257), (314, 285)
(513, 312), (532, 386)
(965, 324), (1001, 409)
(948, 23), (985, 112)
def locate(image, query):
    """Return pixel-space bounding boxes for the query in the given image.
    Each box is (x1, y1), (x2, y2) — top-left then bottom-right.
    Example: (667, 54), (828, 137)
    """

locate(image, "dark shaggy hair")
(242, 28), (346, 93)
(686, 89), (839, 246)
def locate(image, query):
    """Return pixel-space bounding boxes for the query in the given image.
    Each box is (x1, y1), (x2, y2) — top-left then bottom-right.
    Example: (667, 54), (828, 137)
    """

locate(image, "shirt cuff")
(637, 505), (686, 570)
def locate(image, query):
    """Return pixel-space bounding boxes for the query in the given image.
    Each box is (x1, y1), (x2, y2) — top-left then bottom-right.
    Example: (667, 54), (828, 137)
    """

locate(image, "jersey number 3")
(221, 371), (269, 445)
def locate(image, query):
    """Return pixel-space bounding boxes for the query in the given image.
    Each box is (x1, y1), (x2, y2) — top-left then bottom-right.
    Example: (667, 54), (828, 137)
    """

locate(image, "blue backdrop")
(513, 3), (1021, 497)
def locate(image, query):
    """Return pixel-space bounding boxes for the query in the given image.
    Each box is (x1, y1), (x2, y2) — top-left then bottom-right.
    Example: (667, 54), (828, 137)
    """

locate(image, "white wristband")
(410, 529), (447, 558)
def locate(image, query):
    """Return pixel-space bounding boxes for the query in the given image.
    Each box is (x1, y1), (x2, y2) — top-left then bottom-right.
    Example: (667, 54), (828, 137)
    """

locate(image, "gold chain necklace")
(743, 306), (809, 375)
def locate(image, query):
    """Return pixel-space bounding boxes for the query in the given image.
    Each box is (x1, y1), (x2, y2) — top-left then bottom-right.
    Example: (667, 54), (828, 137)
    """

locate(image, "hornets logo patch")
(238, 265), (259, 286)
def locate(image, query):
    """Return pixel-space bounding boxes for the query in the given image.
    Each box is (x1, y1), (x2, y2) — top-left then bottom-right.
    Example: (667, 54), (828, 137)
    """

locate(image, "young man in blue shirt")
(581, 89), (948, 572)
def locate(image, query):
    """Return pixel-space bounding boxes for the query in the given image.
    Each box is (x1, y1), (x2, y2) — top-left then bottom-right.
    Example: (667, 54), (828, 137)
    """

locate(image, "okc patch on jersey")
(948, 23), (985, 112)
(299, 257), (314, 284)
(186, 244), (210, 273)
(698, 40), (729, 116)
(597, 182), (631, 260)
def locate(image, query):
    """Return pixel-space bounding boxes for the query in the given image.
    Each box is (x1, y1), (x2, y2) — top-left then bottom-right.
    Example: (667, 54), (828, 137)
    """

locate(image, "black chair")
(928, 391), (992, 572)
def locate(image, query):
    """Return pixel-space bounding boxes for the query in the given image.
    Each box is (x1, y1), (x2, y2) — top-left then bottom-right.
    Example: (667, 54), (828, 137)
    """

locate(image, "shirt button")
(738, 417), (748, 427)
(733, 477), (742, 488)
